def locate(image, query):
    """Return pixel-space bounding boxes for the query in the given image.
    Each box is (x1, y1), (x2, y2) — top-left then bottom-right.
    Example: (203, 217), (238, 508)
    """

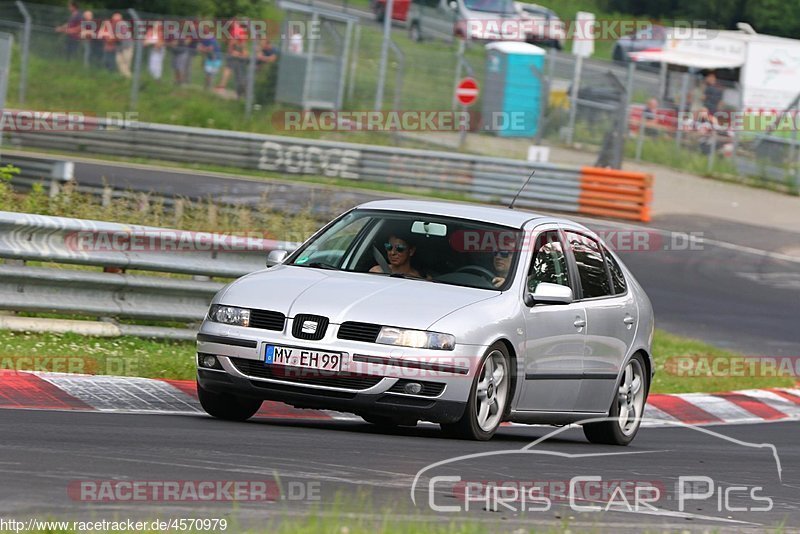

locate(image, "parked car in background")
(371, 0), (412, 22)
(196, 199), (655, 444)
(408, 0), (520, 42)
(513, 2), (565, 49)
(612, 24), (667, 63)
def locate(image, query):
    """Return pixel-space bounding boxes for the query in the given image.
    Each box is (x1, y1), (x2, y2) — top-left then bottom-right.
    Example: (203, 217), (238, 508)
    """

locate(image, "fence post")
(245, 34), (258, 118)
(128, 9), (143, 111)
(657, 61), (667, 101)
(0, 33), (13, 153)
(374, 0), (395, 110)
(14, 1), (30, 105)
(565, 54), (583, 145)
(336, 20), (353, 110)
(706, 128), (717, 174)
(301, 12), (319, 110)
(346, 23), (361, 104)
(674, 71), (690, 149)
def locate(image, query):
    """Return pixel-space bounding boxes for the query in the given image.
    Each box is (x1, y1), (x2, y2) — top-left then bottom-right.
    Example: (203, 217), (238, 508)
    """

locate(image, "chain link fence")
(1, 1), (798, 192)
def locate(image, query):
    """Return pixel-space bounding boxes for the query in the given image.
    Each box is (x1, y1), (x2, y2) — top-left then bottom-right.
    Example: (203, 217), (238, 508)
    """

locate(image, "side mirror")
(266, 249), (288, 267)
(449, 0), (458, 10)
(525, 282), (573, 306)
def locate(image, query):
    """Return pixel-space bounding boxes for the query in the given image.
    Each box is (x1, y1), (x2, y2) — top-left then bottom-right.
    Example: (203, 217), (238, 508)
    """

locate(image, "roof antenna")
(509, 169), (535, 210)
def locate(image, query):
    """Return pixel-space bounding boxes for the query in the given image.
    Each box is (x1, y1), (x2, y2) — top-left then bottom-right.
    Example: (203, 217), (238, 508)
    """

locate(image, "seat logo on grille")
(301, 320), (318, 334)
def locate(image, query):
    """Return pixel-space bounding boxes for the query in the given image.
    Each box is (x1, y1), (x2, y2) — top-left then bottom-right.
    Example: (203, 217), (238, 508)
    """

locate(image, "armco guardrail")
(0, 212), (297, 277)
(3, 114), (653, 222)
(0, 212), (299, 339)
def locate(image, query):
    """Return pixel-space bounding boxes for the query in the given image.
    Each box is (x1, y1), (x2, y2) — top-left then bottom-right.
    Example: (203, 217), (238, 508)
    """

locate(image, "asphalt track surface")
(67, 157), (800, 356)
(0, 409), (798, 530)
(4, 156), (799, 531)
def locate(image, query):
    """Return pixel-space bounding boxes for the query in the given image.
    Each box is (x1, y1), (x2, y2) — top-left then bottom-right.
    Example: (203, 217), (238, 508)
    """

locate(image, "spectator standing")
(111, 13), (133, 78)
(98, 15), (117, 72)
(703, 72), (724, 115)
(79, 10), (103, 66)
(198, 35), (222, 90)
(55, 1), (82, 60)
(256, 37), (279, 104)
(171, 35), (195, 85)
(288, 27), (303, 54)
(144, 22), (165, 80)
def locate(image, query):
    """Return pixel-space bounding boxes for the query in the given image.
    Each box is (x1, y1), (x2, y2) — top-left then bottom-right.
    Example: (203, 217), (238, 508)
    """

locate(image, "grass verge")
(0, 328), (793, 394)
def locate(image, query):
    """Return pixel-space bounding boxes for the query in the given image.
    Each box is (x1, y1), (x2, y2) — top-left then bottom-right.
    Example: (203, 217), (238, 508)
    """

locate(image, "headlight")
(207, 304), (251, 327)
(376, 326), (455, 351)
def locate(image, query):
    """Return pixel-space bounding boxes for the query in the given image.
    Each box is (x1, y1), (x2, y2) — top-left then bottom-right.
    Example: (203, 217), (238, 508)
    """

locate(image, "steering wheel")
(454, 265), (496, 282)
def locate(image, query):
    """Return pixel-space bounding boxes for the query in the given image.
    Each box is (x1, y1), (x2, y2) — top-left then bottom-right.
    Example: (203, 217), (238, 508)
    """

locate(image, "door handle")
(623, 315), (635, 325)
(573, 318), (586, 328)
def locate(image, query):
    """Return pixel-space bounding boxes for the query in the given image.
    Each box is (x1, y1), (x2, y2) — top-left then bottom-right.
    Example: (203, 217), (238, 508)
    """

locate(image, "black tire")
(441, 343), (511, 441)
(583, 353), (649, 446)
(197, 381), (262, 422)
(361, 414), (417, 427)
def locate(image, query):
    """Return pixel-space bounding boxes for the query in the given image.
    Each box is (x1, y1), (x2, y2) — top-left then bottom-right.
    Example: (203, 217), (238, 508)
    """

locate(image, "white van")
(407, 0), (522, 42)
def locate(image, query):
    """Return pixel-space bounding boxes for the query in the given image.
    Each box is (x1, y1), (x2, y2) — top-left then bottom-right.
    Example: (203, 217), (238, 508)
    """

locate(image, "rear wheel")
(441, 343), (510, 440)
(583, 354), (648, 445)
(197, 381), (262, 422)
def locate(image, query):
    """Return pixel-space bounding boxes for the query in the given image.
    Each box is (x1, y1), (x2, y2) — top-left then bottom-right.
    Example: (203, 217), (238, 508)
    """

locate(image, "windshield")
(463, 0), (516, 14)
(288, 210), (523, 291)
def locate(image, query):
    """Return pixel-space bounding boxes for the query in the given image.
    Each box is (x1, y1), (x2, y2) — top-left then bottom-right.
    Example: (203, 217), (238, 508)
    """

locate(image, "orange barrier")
(578, 167), (653, 222)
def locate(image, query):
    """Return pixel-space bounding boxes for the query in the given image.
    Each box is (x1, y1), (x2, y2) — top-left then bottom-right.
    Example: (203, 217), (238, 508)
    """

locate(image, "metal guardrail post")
(706, 128), (717, 174)
(128, 9), (143, 111)
(657, 61), (667, 101)
(565, 55), (583, 146)
(14, 1), (30, 105)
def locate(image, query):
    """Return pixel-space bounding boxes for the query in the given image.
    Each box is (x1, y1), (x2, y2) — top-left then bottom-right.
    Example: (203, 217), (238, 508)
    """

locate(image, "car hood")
(218, 265), (499, 330)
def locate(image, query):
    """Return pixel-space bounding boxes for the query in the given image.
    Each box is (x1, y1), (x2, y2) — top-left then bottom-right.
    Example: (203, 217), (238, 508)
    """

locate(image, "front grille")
(337, 321), (382, 343)
(388, 379), (445, 397)
(248, 309), (286, 331)
(230, 357), (383, 391)
(292, 314), (329, 340)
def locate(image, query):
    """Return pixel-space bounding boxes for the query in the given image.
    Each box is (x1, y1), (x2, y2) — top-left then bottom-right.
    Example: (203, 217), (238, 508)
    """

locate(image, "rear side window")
(566, 232), (612, 298)
(603, 245), (627, 294)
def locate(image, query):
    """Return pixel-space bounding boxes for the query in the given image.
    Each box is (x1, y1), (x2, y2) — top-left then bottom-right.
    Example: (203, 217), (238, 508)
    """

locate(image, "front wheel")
(441, 343), (511, 440)
(583, 354), (649, 445)
(197, 381), (262, 422)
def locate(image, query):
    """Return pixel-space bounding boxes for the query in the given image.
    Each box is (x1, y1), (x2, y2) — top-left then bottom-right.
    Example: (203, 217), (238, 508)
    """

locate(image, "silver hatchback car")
(196, 200), (654, 444)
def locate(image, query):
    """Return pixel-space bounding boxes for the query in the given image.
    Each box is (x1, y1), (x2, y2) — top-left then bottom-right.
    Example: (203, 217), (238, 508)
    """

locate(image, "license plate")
(264, 344), (343, 372)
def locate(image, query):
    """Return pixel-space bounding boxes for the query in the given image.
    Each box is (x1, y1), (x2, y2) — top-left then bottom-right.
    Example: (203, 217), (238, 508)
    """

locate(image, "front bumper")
(195, 321), (484, 424)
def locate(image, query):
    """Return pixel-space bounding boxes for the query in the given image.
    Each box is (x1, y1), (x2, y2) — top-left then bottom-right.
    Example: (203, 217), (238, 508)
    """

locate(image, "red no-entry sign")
(455, 77), (479, 107)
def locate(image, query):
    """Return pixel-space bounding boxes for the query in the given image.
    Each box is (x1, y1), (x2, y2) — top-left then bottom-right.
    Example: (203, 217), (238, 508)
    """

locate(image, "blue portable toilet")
(481, 42), (546, 137)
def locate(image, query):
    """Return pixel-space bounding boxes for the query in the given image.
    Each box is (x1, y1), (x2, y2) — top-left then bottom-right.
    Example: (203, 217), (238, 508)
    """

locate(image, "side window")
(566, 232), (612, 298)
(603, 245), (627, 294)
(527, 231), (570, 293)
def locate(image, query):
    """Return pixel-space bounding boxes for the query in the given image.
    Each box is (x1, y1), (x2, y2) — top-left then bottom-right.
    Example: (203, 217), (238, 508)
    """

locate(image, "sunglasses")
(494, 251), (512, 258)
(384, 242), (408, 253)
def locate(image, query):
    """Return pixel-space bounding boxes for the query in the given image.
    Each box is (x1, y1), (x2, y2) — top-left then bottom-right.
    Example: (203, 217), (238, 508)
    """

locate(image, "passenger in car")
(370, 234), (424, 278)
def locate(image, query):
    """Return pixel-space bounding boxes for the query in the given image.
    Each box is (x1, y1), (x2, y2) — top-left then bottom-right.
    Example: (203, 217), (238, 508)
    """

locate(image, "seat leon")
(196, 200), (654, 444)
